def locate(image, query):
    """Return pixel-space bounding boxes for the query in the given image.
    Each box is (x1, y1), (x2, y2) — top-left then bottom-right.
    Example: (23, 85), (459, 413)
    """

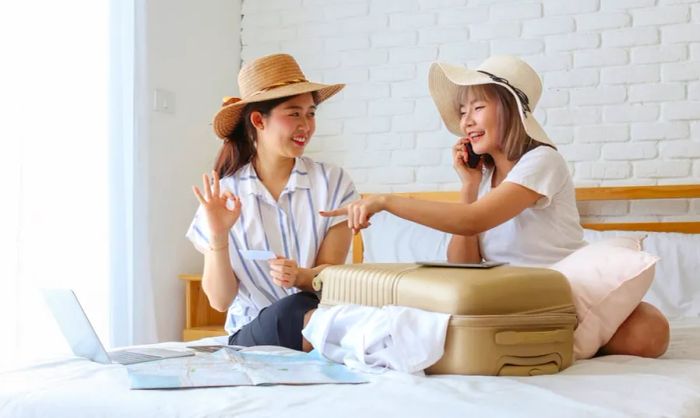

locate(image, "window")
(0, 0), (128, 367)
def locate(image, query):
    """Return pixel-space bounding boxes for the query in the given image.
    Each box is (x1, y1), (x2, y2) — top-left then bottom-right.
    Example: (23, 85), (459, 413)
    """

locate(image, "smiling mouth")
(468, 131), (485, 141)
(291, 136), (307, 146)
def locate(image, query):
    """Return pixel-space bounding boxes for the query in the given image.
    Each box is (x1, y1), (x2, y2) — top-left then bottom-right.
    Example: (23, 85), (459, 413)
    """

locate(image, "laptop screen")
(42, 288), (111, 364)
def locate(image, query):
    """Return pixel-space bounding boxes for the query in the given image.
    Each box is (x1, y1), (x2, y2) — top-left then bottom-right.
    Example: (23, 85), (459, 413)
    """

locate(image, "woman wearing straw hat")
(186, 54), (357, 352)
(321, 55), (669, 358)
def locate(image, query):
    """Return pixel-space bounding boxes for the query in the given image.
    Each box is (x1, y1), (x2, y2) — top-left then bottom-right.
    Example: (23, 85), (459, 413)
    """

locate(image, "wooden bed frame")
(352, 184), (700, 263)
(180, 184), (700, 341)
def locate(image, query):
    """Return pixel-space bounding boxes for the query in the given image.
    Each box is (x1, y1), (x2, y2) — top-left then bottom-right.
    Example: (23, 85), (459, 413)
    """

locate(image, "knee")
(301, 309), (316, 353)
(605, 302), (670, 358)
(303, 308), (316, 328)
(276, 291), (318, 311)
(636, 304), (670, 358)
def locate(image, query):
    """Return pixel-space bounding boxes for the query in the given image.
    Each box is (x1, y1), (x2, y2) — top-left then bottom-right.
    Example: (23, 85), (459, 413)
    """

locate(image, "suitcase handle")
(498, 362), (560, 376)
(497, 353), (563, 376)
(312, 274), (323, 291)
(494, 329), (570, 345)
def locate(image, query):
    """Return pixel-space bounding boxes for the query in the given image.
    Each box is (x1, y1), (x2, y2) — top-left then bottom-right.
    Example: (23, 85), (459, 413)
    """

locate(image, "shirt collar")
(237, 157), (311, 198)
(236, 162), (261, 196)
(285, 157), (311, 191)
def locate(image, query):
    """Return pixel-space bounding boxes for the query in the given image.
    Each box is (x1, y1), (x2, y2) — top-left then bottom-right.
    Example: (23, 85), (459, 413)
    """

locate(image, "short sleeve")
(185, 205), (211, 254)
(325, 166), (359, 230)
(504, 146), (569, 209)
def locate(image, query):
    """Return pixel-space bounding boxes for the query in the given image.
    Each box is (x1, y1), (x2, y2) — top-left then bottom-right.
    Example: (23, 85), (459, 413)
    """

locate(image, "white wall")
(241, 0), (700, 221)
(143, 0), (241, 342)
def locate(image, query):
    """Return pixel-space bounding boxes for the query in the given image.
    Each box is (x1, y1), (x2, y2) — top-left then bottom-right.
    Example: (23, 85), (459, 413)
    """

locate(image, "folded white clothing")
(302, 304), (450, 374)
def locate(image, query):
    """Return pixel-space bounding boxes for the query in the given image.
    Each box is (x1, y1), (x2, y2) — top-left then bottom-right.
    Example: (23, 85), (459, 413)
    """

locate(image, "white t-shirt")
(186, 157), (358, 334)
(478, 146), (586, 267)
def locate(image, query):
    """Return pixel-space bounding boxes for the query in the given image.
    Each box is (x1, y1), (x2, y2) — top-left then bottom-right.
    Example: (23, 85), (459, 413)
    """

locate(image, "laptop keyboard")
(110, 351), (160, 364)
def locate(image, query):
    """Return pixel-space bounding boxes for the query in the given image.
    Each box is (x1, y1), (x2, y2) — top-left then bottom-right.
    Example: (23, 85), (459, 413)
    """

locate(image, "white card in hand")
(238, 249), (276, 261)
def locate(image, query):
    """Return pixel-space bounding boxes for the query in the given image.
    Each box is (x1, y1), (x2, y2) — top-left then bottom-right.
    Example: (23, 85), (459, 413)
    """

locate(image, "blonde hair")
(459, 84), (544, 163)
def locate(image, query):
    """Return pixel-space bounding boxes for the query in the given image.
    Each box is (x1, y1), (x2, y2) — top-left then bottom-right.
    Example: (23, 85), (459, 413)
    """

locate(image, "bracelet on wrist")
(209, 241), (229, 252)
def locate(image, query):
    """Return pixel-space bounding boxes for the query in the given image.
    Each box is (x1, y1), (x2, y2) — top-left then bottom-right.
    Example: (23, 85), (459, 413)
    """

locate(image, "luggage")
(313, 263), (577, 376)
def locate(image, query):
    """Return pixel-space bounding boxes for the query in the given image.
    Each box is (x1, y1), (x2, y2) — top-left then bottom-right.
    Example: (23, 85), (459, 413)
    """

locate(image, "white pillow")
(584, 229), (700, 318)
(551, 237), (659, 359)
(361, 212), (449, 263)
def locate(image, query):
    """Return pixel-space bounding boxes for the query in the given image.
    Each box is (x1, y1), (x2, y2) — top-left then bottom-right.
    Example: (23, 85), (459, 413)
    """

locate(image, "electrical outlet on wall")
(153, 88), (175, 114)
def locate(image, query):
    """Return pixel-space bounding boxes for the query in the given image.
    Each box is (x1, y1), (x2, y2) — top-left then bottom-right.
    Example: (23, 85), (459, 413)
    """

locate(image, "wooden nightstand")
(178, 274), (227, 341)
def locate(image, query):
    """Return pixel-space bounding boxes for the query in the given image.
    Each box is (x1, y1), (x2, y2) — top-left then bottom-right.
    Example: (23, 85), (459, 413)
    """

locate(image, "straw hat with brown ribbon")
(213, 54), (345, 139)
(428, 55), (555, 148)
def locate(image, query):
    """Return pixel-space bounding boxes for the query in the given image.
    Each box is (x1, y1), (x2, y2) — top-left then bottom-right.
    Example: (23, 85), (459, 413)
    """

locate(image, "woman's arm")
(384, 182), (541, 236)
(192, 171), (243, 312)
(322, 182), (542, 237)
(201, 234), (240, 312)
(446, 185), (482, 263)
(446, 138), (483, 263)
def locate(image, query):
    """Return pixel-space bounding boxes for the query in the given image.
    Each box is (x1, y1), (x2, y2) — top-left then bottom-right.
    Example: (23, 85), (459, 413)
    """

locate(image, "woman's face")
(458, 87), (501, 156)
(256, 93), (316, 159)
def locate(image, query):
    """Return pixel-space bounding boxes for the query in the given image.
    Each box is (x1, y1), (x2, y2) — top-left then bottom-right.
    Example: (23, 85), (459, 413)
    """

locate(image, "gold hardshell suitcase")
(313, 263), (577, 376)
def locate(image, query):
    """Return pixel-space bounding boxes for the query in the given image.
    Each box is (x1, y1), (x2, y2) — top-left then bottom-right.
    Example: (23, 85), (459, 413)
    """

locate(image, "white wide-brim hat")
(428, 55), (554, 148)
(213, 53), (345, 139)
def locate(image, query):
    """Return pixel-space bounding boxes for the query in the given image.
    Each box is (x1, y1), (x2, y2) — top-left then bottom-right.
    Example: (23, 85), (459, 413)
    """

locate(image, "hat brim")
(213, 81), (345, 139)
(428, 62), (554, 148)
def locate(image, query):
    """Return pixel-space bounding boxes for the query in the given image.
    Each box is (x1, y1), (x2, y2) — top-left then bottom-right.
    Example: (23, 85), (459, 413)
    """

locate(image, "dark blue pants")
(228, 291), (320, 351)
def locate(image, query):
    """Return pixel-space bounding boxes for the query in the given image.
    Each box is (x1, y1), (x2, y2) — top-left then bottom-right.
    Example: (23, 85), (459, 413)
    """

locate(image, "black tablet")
(416, 260), (508, 268)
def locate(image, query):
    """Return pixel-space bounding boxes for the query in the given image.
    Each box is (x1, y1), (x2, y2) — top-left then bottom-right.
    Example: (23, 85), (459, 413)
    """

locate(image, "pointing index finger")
(319, 207), (348, 217)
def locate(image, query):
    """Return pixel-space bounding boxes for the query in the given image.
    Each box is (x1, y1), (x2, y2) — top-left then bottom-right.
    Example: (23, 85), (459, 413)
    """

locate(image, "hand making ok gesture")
(192, 170), (242, 238)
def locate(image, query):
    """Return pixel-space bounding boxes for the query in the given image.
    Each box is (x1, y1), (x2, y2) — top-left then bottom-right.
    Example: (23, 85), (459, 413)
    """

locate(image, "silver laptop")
(42, 288), (194, 365)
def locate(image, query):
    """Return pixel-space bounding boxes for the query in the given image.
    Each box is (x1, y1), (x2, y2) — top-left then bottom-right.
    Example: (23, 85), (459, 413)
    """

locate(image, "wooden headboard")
(351, 184), (700, 264)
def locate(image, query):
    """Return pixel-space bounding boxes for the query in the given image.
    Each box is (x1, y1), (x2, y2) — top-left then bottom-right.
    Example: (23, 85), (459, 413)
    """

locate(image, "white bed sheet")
(2, 318), (700, 418)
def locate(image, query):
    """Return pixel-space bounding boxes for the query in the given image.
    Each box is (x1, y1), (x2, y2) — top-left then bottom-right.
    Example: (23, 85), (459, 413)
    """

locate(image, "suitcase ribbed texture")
(318, 264), (418, 307)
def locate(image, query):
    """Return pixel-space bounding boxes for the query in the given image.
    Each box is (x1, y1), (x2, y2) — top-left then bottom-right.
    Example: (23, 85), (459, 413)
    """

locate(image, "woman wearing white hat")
(322, 55), (669, 358)
(186, 54), (357, 352)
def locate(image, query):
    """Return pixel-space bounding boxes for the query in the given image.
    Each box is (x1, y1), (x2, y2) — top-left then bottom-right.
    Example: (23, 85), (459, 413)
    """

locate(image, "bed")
(2, 185), (700, 418)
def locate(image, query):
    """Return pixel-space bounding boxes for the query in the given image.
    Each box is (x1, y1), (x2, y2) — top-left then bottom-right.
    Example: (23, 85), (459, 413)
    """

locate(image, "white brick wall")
(240, 0), (700, 219)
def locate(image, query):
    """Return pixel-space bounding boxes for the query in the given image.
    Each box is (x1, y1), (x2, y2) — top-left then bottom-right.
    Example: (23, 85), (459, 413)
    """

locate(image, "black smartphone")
(466, 142), (481, 168)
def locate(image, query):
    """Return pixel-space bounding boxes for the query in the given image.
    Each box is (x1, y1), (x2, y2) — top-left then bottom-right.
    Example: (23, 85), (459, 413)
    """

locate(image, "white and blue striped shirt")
(186, 157), (358, 334)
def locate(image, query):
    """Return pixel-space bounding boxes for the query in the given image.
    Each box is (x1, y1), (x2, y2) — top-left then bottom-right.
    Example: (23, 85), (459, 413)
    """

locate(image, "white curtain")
(0, 0), (154, 368)
(109, 0), (157, 348)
